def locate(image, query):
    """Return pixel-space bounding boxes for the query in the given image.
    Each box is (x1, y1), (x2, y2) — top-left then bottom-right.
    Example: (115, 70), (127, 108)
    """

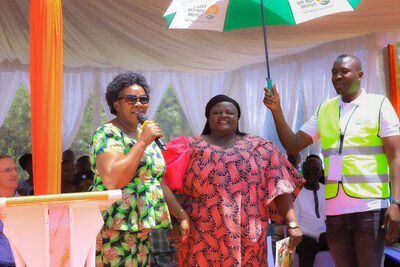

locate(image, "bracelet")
(176, 209), (185, 219)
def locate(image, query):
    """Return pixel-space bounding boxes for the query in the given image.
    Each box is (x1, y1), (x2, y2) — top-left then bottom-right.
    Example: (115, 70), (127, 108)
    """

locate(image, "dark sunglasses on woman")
(118, 94), (150, 105)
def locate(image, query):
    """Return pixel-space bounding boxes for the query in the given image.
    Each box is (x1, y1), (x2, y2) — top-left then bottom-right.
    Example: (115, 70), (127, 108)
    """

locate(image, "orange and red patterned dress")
(163, 134), (304, 266)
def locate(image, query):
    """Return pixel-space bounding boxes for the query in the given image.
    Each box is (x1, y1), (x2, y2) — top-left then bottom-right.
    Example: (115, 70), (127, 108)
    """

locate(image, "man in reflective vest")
(263, 54), (400, 267)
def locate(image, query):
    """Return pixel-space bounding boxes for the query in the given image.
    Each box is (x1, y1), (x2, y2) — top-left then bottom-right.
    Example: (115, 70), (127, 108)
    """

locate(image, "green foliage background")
(0, 85), (32, 162)
(153, 85), (193, 142)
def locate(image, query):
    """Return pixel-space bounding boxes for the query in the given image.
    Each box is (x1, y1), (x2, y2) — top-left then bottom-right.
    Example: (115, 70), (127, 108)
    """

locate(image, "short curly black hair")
(106, 72), (151, 115)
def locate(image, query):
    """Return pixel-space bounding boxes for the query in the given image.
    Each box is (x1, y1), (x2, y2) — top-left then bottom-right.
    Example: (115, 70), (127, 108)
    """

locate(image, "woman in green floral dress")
(90, 72), (189, 267)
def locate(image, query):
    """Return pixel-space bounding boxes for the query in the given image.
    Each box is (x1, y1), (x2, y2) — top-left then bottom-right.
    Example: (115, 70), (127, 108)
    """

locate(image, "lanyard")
(313, 190), (320, 218)
(338, 105), (358, 154)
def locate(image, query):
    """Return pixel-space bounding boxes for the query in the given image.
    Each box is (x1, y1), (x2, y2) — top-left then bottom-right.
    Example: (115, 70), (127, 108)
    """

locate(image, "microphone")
(137, 113), (167, 151)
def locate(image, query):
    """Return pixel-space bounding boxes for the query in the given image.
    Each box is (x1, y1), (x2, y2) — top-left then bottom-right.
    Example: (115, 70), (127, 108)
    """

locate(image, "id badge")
(327, 155), (343, 181)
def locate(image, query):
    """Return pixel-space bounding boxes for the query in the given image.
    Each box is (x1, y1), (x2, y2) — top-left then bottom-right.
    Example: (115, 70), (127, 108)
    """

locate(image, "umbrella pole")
(260, 0), (271, 82)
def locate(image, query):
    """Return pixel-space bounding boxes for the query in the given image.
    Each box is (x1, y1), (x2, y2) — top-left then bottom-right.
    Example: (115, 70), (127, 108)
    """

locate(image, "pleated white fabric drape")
(1, 31), (400, 152)
(143, 72), (171, 120)
(223, 63), (268, 135)
(0, 61), (23, 127)
(170, 72), (227, 135)
(62, 67), (94, 150)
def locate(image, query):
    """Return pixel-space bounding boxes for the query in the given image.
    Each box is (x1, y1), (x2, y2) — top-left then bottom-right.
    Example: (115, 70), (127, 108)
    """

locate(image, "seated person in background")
(75, 154), (91, 172)
(73, 155), (94, 192)
(17, 153), (34, 195)
(294, 154), (328, 267)
(61, 160), (77, 193)
(0, 154), (20, 266)
(62, 149), (75, 162)
(73, 170), (94, 192)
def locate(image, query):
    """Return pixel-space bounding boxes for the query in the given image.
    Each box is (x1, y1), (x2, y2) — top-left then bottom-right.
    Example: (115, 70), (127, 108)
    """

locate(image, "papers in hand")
(275, 237), (296, 267)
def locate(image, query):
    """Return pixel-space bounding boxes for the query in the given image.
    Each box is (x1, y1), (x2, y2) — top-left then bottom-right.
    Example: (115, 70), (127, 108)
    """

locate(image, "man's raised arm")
(263, 85), (313, 154)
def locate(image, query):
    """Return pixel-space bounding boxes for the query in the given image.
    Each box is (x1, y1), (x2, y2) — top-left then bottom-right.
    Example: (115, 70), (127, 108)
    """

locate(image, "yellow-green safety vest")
(317, 94), (390, 199)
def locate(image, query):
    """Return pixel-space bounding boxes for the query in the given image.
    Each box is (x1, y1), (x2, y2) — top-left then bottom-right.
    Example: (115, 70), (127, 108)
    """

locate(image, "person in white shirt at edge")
(263, 54), (400, 267)
(0, 154), (20, 267)
(294, 154), (328, 267)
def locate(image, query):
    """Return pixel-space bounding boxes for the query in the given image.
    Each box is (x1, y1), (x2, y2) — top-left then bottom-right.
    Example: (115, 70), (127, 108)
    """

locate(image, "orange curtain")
(30, 0), (63, 195)
(388, 44), (400, 118)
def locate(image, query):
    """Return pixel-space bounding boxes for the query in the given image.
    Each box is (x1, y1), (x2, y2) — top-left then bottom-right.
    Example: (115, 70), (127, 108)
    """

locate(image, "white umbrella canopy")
(164, 0), (360, 31)
(0, 0), (399, 74)
(163, 0), (361, 83)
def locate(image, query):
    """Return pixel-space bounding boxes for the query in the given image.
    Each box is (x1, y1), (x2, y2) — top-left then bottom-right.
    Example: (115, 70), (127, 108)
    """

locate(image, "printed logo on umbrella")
(205, 4), (219, 20)
(317, 0), (331, 5)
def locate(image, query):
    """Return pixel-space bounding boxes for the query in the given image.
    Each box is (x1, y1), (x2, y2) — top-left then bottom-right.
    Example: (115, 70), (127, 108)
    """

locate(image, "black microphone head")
(137, 113), (147, 124)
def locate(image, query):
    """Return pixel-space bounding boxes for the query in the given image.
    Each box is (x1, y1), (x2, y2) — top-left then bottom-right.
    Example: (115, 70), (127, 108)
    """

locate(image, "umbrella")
(164, 0), (361, 88)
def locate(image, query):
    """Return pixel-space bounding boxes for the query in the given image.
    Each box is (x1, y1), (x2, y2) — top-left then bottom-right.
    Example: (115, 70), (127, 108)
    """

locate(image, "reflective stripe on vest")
(325, 174), (389, 184)
(318, 94), (390, 199)
(323, 146), (384, 158)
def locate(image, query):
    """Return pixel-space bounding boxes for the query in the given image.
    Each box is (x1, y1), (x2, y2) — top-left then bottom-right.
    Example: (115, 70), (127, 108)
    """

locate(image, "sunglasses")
(117, 94), (150, 105)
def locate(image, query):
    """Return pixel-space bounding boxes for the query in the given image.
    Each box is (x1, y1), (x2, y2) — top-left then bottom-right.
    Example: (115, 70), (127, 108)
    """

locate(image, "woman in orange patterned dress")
(162, 95), (304, 266)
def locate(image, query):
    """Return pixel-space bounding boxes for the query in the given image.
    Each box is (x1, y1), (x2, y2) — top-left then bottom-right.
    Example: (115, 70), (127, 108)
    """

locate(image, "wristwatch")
(392, 199), (400, 206)
(287, 221), (300, 229)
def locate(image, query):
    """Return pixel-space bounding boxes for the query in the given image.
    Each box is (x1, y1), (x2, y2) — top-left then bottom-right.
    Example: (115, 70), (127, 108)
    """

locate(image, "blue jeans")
(326, 209), (387, 267)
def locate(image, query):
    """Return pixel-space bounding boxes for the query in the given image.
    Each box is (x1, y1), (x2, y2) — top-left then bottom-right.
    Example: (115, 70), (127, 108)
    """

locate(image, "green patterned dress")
(89, 123), (172, 267)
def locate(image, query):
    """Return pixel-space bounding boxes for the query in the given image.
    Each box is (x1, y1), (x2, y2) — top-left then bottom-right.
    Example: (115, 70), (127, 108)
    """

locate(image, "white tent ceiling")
(1, 0), (399, 73)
